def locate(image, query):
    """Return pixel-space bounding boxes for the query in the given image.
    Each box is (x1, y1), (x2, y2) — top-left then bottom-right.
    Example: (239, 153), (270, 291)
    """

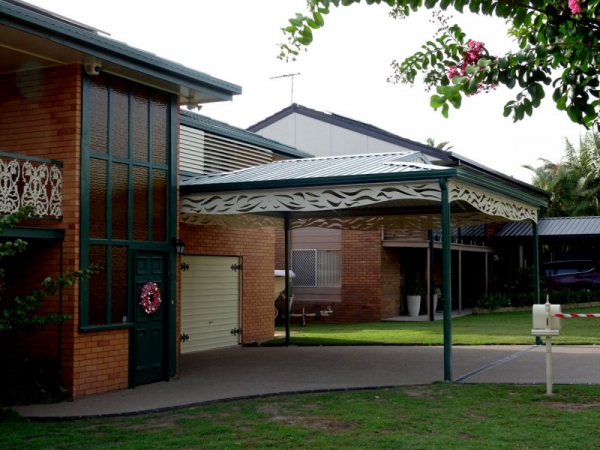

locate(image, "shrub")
(545, 289), (600, 305)
(477, 293), (511, 310)
(0, 356), (66, 407)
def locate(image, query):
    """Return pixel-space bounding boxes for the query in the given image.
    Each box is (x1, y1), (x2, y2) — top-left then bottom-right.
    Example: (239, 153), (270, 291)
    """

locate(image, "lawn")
(270, 307), (600, 346)
(3, 384), (600, 449)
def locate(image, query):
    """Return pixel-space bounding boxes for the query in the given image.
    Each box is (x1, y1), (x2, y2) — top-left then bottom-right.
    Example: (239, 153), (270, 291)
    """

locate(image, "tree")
(0, 207), (97, 333)
(280, 0), (600, 129)
(525, 132), (600, 216)
(426, 137), (454, 150)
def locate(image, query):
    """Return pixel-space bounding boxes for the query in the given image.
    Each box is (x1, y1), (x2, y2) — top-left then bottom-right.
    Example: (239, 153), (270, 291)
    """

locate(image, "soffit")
(0, 12), (239, 105)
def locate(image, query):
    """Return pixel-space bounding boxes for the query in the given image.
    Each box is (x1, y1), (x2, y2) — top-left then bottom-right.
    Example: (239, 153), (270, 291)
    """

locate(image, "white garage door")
(181, 255), (240, 353)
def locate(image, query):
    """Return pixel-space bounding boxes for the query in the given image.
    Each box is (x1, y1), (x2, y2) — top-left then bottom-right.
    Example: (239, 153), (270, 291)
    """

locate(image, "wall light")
(173, 238), (186, 255)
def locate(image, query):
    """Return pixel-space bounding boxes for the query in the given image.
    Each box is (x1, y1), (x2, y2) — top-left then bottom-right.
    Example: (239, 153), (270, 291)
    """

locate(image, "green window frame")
(79, 71), (177, 330)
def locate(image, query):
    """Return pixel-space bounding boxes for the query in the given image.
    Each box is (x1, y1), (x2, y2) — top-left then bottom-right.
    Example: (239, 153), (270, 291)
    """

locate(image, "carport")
(180, 151), (549, 381)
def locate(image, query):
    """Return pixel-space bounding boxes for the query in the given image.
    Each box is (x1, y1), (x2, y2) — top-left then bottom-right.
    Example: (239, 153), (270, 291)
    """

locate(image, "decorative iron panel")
(0, 156), (62, 218)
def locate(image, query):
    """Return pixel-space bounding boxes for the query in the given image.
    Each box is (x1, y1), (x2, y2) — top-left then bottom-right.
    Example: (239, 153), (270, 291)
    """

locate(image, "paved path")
(15, 345), (600, 419)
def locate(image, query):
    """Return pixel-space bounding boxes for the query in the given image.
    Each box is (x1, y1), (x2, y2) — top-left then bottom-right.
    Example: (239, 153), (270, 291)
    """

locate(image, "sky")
(25, 0), (587, 182)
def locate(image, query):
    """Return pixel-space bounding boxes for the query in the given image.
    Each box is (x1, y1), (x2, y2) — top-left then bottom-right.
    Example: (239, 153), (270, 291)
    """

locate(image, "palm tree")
(525, 132), (600, 217)
(425, 138), (453, 151)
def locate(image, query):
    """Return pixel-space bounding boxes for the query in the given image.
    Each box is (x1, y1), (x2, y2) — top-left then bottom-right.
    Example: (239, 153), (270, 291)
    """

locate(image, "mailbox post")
(531, 299), (562, 395)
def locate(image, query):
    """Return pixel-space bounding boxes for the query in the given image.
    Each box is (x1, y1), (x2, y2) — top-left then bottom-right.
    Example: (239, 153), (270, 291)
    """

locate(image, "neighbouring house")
(247, 104), (543, 319)
(0, 0), (246, 399)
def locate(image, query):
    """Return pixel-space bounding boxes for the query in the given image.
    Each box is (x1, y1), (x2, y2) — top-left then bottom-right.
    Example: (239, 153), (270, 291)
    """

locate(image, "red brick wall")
(0, 65), (131, 398)
(274, 228), (285, 270)
(180, 223), (275, 343)
(283, 230), (403, 324)
(296, 230), (383, 324)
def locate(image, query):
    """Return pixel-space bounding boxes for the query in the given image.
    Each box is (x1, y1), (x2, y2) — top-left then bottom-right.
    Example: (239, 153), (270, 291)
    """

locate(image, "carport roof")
(496, 216), (600, 238)
(180, 152), (548, 230)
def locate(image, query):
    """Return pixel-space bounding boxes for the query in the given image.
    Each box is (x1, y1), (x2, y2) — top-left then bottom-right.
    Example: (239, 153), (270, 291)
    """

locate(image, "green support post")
(284, 216), (291, 347)
(440, 178), (452, 382)
(533, 220), (542, 345)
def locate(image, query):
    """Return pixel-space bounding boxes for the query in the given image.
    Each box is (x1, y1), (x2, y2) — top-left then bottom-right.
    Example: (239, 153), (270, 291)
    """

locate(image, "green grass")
(270, 307), (600, 346)
(3, 384), (600, 449)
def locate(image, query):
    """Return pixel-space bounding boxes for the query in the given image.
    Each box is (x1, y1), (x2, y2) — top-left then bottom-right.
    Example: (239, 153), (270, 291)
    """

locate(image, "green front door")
(133, 251), (168, 386)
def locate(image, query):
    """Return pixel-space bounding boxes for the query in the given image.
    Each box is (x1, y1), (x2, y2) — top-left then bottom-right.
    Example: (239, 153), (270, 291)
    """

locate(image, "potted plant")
(432, 282), (442, 313)
(407, 274), (426, 317)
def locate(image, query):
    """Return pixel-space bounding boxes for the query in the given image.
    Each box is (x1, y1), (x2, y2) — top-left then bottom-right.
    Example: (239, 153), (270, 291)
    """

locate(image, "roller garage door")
(180, 255), (241, 353)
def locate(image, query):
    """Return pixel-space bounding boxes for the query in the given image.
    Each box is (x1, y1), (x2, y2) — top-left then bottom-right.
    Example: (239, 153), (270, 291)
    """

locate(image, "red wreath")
(139, 282), (161, 315)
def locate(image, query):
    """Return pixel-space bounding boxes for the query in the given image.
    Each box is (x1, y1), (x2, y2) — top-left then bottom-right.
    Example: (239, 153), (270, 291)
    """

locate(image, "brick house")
(0, 0), (245, 398)
(247, 104), (543, 320)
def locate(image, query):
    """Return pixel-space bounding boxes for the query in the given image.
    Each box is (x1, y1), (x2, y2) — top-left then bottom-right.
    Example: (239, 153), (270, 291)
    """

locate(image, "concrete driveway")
(16, 344), (600, 419)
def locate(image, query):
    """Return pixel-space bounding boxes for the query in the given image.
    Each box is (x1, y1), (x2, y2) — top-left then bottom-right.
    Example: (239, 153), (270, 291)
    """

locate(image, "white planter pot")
(407, 295), (421, 317)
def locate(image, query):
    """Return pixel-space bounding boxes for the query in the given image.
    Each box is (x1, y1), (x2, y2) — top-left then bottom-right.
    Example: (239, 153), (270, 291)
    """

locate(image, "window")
(292, 250), (341, 287)
(81, 72), (172, 328)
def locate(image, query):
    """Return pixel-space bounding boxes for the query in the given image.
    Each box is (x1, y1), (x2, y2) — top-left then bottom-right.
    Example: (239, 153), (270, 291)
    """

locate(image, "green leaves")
(0, 207), (99, 334)
(281, 0), (600, 128)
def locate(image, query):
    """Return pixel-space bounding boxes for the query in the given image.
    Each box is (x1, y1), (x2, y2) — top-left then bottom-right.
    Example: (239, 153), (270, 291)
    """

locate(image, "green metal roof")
(0, 0), (241, 101)
(181, 151), (451, 193)
(180, 111), (313, 159)
(180, 151), (548, 210)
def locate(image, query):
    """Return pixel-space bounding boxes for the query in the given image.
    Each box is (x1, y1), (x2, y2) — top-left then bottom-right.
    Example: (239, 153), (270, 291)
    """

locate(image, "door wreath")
(139, 282), (162, 315)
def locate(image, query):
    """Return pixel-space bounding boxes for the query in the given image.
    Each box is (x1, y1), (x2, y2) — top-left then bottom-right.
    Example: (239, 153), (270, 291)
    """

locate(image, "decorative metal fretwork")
(180, 213), (284, 229)
(180, 182), (442, 215)
(449, 182), (537, 223)
(180, 180), (538, 230)
(0, 156), (62, 218)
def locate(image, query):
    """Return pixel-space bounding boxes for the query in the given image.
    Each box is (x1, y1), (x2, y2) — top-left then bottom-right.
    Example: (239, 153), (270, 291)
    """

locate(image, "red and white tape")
(553, 313), (600, 318)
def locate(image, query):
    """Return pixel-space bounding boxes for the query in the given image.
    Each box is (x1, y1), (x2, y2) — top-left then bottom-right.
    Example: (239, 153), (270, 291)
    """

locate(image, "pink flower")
(448, 66), (459, 79)
(468, 40), (484, 53)
(569, 0), (582, 14)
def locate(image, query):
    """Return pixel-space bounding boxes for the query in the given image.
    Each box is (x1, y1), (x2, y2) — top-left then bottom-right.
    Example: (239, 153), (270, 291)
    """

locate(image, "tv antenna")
(270, 73), (301, 104)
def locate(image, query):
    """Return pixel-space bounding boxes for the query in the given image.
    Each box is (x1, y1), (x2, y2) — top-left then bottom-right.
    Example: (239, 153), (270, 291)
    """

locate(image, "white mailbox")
(532, 303), (562, 336)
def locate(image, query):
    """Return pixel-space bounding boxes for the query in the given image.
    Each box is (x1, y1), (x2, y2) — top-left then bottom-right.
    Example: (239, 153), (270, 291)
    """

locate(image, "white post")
(546, 336), (553, 395)
(545, 299), (553, 395)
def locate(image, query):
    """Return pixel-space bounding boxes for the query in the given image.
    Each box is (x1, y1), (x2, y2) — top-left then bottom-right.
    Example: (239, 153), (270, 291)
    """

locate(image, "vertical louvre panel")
(111, 246), (128, 323)
(151, 92), (168, 165)
(111, 79), (129, 159)
(133, 166), (149, 241)
(133, 86), (149, 162)
(152, 169), (167, 242)
(112, 162), (129, 240)
(89, 158), (107, 239)
(291, 250), (317, 287)
(317, 250), (341, 287)
(88, 245), (107, 326)
(89, 74), (108, 154)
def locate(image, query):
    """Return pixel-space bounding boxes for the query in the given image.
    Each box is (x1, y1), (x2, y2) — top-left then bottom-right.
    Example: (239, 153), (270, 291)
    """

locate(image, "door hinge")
(181, 262), (190, 272)
(230, 328), (242, 336)
(180, 333), (190, 342)
(231, 263), (242, 272)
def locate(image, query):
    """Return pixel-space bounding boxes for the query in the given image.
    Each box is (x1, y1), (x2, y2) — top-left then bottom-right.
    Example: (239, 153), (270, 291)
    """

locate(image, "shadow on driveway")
(15, 344), (600, 419)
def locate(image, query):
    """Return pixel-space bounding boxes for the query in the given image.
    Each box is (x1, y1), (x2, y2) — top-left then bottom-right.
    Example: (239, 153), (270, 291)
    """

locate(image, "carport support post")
(440, 178), (452, 382)
(533, 220), (542, 346)
(284, 216), (291, 347)
(428, 230), (435, 322)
